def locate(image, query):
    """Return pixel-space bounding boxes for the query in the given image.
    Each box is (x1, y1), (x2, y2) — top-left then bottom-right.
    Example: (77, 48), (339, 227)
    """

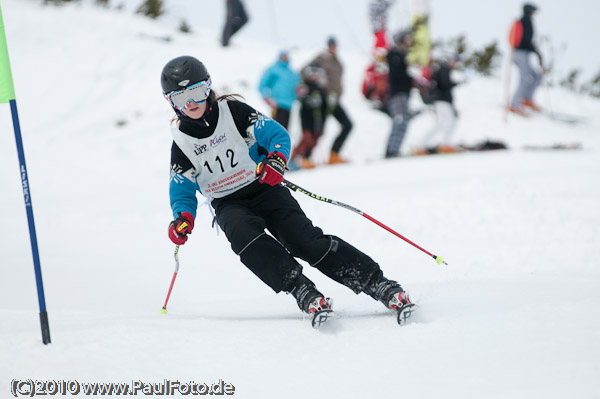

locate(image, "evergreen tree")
(179, 19), (191, 33)
(560, 69), (580, 92)
(587, 70), (600, 98)
(136, 0), (164, 19)
(465, 41), (500, 76)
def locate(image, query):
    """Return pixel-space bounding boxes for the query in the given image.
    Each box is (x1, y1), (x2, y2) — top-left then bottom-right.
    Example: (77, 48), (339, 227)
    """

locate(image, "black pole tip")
(40, 311), (51, 345)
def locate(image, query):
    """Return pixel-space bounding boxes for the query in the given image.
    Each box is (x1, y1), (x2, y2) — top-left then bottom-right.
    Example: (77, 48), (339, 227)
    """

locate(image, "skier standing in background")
(509, 3), (544, 116)
(385, 30), (414, 158)
(304, 37), (353, 165)
(289, 66), (329, 170)
(221, 0), (248, 47)
(417, 55), (460, 154)
(161, 56), (414, 327)
(258, 50), (300, 130)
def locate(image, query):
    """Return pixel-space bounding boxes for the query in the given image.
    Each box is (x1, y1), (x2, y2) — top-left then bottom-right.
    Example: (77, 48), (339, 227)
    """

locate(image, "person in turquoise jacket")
(258, 50), (300, 129)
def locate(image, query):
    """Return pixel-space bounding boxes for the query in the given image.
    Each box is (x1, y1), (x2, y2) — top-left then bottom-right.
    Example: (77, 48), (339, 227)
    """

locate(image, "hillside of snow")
(1, 1), (599, 398)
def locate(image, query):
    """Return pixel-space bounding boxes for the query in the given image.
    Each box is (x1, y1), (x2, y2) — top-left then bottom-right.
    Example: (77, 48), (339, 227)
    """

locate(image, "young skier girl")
(162, 55), (413, 327)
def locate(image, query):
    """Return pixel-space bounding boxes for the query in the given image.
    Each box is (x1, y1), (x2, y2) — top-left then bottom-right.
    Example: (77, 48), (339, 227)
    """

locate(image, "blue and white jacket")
(258, 60), (300, 110)
(169, 100), (290, 219)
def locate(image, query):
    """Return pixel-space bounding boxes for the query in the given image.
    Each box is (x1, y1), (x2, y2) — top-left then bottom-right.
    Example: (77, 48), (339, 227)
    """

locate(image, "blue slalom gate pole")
(2, 0), (51, 345)
(10, 99), (51, 345)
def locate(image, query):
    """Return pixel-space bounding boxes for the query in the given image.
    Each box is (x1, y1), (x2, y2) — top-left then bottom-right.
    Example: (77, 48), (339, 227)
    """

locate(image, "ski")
(396, 304), (416, 326)
(543, 111), (586, 125)
(523, 142), (582, 151)
(311, 309), (334, 329)
(505, 105), (586, 125)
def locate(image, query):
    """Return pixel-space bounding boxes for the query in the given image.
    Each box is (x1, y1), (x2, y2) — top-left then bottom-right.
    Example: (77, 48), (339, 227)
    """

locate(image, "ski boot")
(305, 296), (334, 328)
(386, 290), (415, 326)
(290, 275), (334, 328)
(367, 276), (415, 326)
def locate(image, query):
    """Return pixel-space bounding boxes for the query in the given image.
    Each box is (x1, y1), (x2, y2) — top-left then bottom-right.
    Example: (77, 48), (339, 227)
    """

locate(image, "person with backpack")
(509, 3), (544, 116)
(385, 30), (414, 158)
(161, 55), (414, 327)
(362, 47), (390, 114)
(258, 50), (300, 130)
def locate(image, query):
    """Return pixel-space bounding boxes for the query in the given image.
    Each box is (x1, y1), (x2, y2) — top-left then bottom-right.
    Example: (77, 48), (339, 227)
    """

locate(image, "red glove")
(256, 151), (287, 186)
(168, 212), (195, 245)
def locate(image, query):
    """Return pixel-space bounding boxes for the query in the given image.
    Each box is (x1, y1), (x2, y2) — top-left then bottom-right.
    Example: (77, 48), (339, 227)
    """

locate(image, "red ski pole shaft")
(282, 179), (447, 265)
(362, 213), (434, 257)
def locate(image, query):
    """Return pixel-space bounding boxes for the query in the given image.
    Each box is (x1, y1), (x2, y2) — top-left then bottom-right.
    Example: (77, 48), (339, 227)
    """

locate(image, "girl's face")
(181, 101), (207, 119)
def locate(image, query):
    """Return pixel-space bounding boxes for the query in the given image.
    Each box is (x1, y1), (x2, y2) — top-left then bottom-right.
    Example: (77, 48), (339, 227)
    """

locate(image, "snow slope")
(1, 1), (599, 398)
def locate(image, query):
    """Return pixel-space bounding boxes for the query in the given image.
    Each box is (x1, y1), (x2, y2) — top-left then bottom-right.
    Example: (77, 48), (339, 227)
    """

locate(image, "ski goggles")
(165, 78), (212, 111)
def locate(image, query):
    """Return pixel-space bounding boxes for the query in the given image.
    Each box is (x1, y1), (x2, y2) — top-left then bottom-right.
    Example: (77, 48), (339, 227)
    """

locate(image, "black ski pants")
(329, 103), (353, 154)
(271, 107), (291, 130)
(211, 181), (381, 294)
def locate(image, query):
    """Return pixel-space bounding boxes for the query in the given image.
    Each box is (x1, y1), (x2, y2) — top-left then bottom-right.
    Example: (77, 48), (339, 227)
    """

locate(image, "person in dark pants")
(385, 30), (414, 158)
(161, 55), (413, 325)
(221, 0), (248, 47)
(304, 37), (353, 165)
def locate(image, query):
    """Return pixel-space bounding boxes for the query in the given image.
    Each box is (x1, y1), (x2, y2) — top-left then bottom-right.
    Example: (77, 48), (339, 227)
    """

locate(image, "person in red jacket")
(509, 3), (545, 115)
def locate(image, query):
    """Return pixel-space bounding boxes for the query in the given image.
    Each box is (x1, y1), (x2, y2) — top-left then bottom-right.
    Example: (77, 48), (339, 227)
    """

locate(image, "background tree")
(136, 0), (164, 19)
(464, 41), (501, 76)
(560, 69), (580, 92)
(179, 19), (191, 33)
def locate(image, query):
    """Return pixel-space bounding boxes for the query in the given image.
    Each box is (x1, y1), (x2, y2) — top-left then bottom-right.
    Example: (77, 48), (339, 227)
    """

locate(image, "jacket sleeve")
(169, 142), (199, 219)
(251, 115), (291, 160)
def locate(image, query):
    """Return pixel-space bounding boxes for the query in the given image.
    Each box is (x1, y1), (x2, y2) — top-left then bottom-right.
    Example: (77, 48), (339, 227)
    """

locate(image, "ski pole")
(282, 179), (447, 265)
(160, 245), (180, 314)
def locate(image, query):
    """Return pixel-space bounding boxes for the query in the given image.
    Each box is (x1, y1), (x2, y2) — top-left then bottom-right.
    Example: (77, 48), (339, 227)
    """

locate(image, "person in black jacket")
(510, 3), (544, 114)
(385, 30), (414, 158)
(419, 56), (460, 152)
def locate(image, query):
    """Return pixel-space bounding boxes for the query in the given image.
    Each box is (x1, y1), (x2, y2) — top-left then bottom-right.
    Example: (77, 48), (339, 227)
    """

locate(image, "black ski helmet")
(161, 56), (210, 94)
